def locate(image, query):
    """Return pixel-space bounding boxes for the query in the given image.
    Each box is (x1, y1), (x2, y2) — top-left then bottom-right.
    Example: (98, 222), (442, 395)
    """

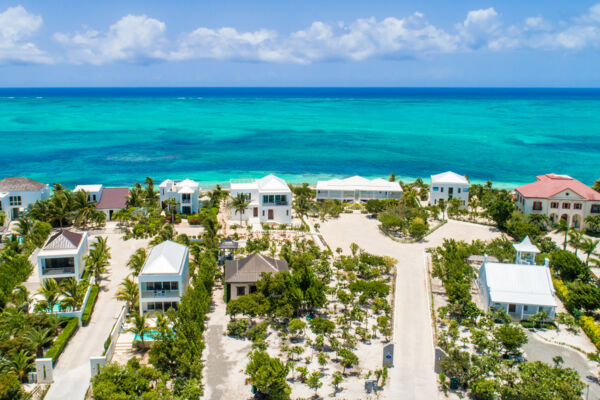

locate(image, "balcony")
(262, 201), (289, 206)
(141, 289), (180, 299)
(42, 267), (75, 276)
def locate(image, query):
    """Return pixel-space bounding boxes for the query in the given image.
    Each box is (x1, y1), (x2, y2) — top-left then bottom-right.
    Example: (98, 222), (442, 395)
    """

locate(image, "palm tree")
(229, 194), (250, 224)
(14, 217), (34, 237)
(127, 183), (145, 208)
(580, 238), (600, 266)
(126, 313), (150, 349)
(11, 285), (31, 311)
(144, 177), (158, 207)
(554, 219), (570, 250)
(127, 248), (147, 276)
(568, 229), (584, 256)
(59, 278), (84, 310)
(402, 187), (419, 208)
(71, 190), (97, 228)
(86, 237), (111, 285)
(36, 279), (60, 313)
(154, 311), (171, 340)
(49, 190), (73, 228)
(5, 350), (33, 382)
(150, 224), (175, 246)
(25, 327), (52, 358)
(0, 307), (27, 336)
(528, 214), (550, 231)
(116, 277), (138, 311)
(438, 199), (447, 221)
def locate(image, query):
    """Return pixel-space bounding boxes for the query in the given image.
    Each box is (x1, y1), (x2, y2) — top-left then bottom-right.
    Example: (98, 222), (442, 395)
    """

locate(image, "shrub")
(469, 378), (499, 400)
(550, 250), (589, 282)
(580, 316), (600, 349)
(81, 285), (99, 326)
(227, 319), (249, 337)
(246, 322), (268, 342)
(552, 279), (569, 304)
(46, 317), (79, 363)
(0, 373), (25, 400)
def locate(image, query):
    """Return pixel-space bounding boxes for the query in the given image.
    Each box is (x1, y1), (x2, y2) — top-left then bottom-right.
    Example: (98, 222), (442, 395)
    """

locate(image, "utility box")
(382, 343), (394, 367)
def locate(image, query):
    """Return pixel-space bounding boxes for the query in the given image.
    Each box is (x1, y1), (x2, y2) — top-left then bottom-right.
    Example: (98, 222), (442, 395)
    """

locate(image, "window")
(262, 194), (287, 205)
(538, 306), (544, 313)
(433, 187), (439, 192)
(440, 187), (444, 193)
(464, 188), (468, 193)
(574, 203), (582, 210)
(286, 210), (289, 216)
(550, 202), (559, 209)
(237, 286), (246, 296)
(532, 201), (542, 211)
(562, 202), (570, 209)
(9, 196), (21, 206)
(457, 188), (461, 194)
(508, 304), (516, 313)
(523, 305), (528, 312)
(182, 193), (191, 203)
(592, 204), (600, 214)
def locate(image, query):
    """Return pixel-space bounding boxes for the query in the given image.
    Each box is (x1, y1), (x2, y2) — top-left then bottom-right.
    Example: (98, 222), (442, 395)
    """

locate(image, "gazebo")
(513, 236), (540, 265)
(218, 237), (238, 265)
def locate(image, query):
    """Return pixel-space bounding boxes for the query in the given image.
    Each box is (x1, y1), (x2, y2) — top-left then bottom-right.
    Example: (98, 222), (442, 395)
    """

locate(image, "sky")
(1, 1), (600, 87)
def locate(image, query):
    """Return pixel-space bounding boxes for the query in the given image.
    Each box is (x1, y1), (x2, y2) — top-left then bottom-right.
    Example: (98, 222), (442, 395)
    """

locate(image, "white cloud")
(0, 6), (50, 64)
(55, 15), (167, 65)
(457, 8), (502, 49)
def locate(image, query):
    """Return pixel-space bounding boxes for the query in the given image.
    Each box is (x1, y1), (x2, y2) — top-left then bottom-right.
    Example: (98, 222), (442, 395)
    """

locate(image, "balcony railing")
(42, 267), (75, 275)
(263, 201), (289, 206)
(141, 289), (180, 298)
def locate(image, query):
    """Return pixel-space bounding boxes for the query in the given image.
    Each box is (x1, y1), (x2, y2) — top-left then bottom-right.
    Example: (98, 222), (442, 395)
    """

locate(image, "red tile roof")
(515, 173), (600, 200)
(45, 230), (84, 249)
(96, 187), (129, 210)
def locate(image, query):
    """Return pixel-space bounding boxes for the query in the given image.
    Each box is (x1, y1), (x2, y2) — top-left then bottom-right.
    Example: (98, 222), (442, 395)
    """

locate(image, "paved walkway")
(318, 215), (502, 400)
(45, 234), (148, 400)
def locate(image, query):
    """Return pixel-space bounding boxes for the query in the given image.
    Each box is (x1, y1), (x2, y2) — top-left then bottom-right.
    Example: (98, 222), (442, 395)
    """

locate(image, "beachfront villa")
(74, 184), (129, 221)
(159, 179), (200, 214)
(429, 171), (469, 206)
(0, 177), (50, 226)
(315, 176), (403, 203)
(229, 174), (292, 224)
(38, 230), (88, 282)
(225, 253), (289, 300)
(138, 241), (190, 314)
(478, 236), (556, 321)
(514, 173), (600, 230)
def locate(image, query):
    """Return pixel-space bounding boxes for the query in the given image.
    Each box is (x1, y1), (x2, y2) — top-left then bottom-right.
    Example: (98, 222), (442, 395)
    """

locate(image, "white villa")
(138, 241), (190, 314)
(478, 236), (556, 321)
(225, 254), (289, 300)
(316, 176), (403, 203)
(0, 177), (50, 225)
(74, 184), (129, 221)
(38, 230), (88, 282)
(159, 179), (201, 214)
(429, 171), (469, 206)
(515, 173), (600, 230)
(229, 174), (292, 224)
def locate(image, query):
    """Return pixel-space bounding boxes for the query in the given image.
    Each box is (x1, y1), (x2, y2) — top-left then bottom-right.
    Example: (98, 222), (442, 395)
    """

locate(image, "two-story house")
(0, 177), (50, 225)
(429, 171), (469, 207)
(514, 173), (600, 230)
(74, 184), (129, 220)
(38, 230), (88, 282)
(229, 174), (292, 224)
(159, 179), (200, 214)
(138, 241), (190, 314)
(316, 176), (403, 203)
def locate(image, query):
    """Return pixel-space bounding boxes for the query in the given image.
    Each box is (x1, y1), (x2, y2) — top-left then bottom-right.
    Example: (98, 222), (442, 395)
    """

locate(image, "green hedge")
(46, 317), (79, 363)
(82, 285), (99, 326)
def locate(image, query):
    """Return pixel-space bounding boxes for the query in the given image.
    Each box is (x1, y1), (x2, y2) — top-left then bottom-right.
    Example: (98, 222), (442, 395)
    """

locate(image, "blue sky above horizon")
(1, 1), (600, 87)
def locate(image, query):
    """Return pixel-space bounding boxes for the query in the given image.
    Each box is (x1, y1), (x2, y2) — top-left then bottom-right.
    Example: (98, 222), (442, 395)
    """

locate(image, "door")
(268, 209), (274, 220)
(253, 207), (258, 217)
(448, 187), (454, 199)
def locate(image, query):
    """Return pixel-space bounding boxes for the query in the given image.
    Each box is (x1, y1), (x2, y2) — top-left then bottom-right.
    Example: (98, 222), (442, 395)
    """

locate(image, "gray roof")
(225, 254), (288, 283)
(140, 240), (188, 275)
(44, 230), (84, 250)
(219, 238), (239, 249)
(0, 177), (47, 192)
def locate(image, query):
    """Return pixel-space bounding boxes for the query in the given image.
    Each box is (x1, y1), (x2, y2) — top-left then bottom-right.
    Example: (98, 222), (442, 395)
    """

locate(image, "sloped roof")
(140, 241), (188, 275)
(43, 230), (84, 250)
(219, 238), (239, 249)
(225, 254), (288, 283)
(430, 171), (469, 185)
(481, 262), (556, 307)
(96, 187), (129, 210)
(515, 173), (600, 200)
(513, 236), (540, 254)
(74, 184), (103, 193)
(316, 176), (403, 192)
(256, 174), (291, 193)
(0, 177), (47, 192)
(160, 178), (199, 193)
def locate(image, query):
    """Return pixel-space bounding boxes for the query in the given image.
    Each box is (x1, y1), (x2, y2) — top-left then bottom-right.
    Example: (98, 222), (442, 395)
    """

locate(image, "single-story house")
(225, 254), (288, 300)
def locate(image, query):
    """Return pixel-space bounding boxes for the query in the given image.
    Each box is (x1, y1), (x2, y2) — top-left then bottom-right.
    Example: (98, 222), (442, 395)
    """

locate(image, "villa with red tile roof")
(514, 173), (600, 230)
(74, 184), (129, 221)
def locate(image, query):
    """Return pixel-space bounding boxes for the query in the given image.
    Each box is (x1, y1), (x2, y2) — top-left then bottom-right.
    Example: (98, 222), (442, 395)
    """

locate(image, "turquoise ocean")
(0, 88), (599, 189)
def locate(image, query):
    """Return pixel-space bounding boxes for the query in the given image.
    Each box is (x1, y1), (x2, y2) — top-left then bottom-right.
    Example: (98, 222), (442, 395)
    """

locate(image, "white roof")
(74, 184), (103, 193)
(231, 175), (291, 193)
(159, 179), (199, 193)
(316, 176), (403, 192)
(430, 171), (469, 185)
(199, 195), (211, 201)
(481, 262), (556, 307)
(159, 179), (174, 188)
(513, 236), (540, 254)
(140, 241), (188, 275)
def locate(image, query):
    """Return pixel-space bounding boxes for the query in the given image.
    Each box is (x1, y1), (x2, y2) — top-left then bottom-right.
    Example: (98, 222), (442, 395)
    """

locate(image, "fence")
(90, 305), (128, 377)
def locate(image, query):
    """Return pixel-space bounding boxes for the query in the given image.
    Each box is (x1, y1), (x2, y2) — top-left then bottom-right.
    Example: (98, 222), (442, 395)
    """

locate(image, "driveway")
(45, 233), (149, 400)
(318, 214), (502, 400)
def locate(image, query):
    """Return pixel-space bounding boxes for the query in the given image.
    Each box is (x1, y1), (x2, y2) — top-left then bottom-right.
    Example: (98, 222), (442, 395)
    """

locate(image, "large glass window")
(262, 194), (287, 205)
(9, 196), (21, 206)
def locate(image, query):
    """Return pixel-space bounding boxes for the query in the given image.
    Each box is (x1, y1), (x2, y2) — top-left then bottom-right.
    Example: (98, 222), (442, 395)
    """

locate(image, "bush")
(0, 373), (25, 400)
(580, 316), (600, 349)
(552, 279), (569, 304)
(227, 319), (249, 337)
(46, 317), (79, 363)
(81, 285), (99, 326)
(408, 218), (428, 240)
(550, 250), (589, 282)
(246, 322), (268, 342)
(469, 378), (499, 400)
